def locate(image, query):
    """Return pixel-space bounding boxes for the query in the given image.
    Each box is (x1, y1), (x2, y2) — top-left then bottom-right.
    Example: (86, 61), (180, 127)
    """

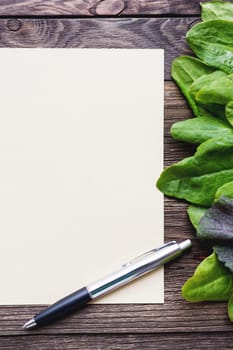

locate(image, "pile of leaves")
(156, 1), (233, 321)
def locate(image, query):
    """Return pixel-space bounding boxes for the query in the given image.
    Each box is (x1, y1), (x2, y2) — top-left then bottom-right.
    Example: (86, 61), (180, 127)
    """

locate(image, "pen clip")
(122, 241), (177, 267)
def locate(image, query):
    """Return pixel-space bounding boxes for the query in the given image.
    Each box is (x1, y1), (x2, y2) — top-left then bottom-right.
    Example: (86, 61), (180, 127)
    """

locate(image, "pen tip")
(22, 318), (37, 330)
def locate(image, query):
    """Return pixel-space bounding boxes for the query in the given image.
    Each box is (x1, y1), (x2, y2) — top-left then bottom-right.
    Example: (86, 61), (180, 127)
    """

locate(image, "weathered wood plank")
(1, 333), (233, 350)
(0, 300), (231, 335)
(0, 17), (195, 80)
(0, 0), (203, 16)
(0, 82), (230, 336)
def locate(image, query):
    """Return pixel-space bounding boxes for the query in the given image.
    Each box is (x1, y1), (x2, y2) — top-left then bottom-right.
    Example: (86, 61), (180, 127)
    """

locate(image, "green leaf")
(226, 101), (233, 127)
(228, 292), (233, 321)
(189, 70), (227, 100)
(187, 205), (207, 229)
(189, 70), (228, 118)
(186, 20), (233, 74)
(201, 1), (233, 21)
(197, 196), (233, 242)
(182, 252), (233, 302)
(156, 136), (233, 206)
(215, 180), (233, 201)
(193, 194), (233, 273)
(195, 73), (233, 105)
(171, 56), (215, 116)
(170, 115), (233, 145)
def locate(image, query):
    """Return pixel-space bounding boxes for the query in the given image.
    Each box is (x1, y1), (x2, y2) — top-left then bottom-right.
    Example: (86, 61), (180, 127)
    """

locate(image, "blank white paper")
(0, 48), (164, 304)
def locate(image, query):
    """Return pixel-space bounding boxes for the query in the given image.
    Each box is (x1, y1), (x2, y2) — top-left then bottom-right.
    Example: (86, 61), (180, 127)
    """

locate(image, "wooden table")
(1, 1), (233, 349)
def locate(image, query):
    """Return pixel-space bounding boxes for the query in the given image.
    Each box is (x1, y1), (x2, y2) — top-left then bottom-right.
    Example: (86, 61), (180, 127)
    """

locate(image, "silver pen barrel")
(87, 239), (191, 300)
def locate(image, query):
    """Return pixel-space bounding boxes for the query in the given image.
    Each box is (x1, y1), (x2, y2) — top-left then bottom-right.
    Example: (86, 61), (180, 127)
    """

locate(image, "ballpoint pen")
(22, 239), (191, 329)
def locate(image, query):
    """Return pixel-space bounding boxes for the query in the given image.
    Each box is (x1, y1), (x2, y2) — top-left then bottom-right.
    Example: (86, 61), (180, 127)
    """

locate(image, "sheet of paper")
(0, 48), (164, 304)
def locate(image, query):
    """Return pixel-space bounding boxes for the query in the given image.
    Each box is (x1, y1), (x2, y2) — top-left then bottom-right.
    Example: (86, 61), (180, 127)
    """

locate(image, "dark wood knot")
(7, 19), (22, 32)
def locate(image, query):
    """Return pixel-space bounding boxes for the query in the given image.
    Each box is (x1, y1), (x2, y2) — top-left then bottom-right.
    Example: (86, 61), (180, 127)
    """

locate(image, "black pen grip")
(35, 287), (92, 327)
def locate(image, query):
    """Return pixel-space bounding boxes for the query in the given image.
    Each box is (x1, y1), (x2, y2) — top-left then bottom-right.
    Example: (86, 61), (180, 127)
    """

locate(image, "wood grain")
(1, 11), (232, 348)
(1, 333), (233, 350)
(0, 82), (229, 338)
(0, 17), (195, 80)
(0, 0), (203, 16)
